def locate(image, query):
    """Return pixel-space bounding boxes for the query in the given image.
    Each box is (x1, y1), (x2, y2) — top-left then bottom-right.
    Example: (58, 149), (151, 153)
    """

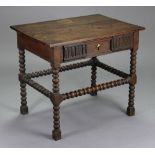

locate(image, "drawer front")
(62, 39), (111, 62)
(111, 33), (133, 52)
(86, 38), (111, 57)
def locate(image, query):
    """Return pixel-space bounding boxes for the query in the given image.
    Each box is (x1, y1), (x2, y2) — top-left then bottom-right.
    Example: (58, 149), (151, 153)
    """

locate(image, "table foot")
(20, 105), (28, 115)
(52, 129), (61, 141)
(127, 106), (135, 116)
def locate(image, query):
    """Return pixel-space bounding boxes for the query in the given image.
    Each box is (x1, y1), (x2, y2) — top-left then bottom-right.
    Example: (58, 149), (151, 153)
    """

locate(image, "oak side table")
(10, 14), (145, 141)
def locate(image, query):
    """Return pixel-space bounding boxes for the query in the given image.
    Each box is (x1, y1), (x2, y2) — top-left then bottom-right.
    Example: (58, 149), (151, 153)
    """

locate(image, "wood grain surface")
(10, 14), (145, 47)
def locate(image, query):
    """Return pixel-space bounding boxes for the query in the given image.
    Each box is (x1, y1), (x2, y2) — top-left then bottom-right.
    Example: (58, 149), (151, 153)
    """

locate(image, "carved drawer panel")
(86, 38), (111, 57)
(63, 43), (87, 62)
(111, 33), (133, 52)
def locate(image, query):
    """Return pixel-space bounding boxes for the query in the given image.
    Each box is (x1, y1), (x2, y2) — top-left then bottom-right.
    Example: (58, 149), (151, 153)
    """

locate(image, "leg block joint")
(129, 74), (137, 85)
(51, 93), (63, 106)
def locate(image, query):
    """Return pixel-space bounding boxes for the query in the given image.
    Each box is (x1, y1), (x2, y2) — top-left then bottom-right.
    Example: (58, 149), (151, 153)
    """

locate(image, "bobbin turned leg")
(90, 57), (97, 96)
(19, 49), (28, 115)
(127, 49), (137, 116)
(51, 66), (61, 140)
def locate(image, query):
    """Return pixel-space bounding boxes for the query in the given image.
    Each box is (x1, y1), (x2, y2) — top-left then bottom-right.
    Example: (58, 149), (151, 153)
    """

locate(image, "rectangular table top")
(10, 14), (145, 47)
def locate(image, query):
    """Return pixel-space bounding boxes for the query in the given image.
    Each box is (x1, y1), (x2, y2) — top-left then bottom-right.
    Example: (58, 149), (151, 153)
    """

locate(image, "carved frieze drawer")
(63, 43), (87, 62)
(62, 33), (133, 62)
(111, 33), (133, 52)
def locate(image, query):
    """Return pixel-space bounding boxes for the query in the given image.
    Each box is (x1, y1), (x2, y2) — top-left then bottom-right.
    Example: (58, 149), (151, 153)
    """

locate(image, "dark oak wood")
(19, 49), (28, 114)
(90, 57), (98, 96)
(51, 66), (61, 140)
(127, 50), (137, 116)
(111, 33), (133, 52)
(10, 14), (145, 141)
(127, 31), (139, 116)
(63, 43), (87, 62)
(62, 77), (130, 100)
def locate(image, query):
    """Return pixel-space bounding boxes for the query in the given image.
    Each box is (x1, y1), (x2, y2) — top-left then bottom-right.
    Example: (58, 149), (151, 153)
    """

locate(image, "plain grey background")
(0, 6), (155, 148)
